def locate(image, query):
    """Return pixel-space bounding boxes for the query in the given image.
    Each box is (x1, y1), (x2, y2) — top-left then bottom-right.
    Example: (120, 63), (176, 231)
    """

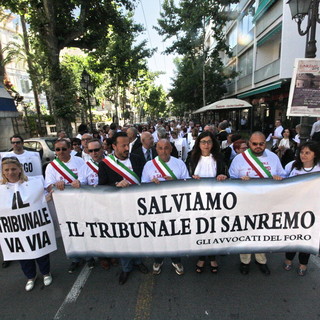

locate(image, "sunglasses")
(250, 142), (265, 146)
(88, 148), (101, 153)
(11, 141), (22, 144)
(55, 147), (68, 151)
(72, 143), (80, 146)
(1, 156), (19, 162)
(82, 138), (91, 141)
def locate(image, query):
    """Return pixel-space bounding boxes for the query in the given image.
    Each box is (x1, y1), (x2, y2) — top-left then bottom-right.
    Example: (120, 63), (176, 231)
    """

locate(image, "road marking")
(134, 273), (155, 320)
(53, 264), (92, 320)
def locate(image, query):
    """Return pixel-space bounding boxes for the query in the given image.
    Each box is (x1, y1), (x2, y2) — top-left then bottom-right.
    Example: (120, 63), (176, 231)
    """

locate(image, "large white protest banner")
(52, 173), (320, 258)
(0, 177), (57, 260)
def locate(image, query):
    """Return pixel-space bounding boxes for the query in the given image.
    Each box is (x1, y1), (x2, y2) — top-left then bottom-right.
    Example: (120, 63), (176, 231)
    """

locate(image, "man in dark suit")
(132, 131), (157, 161)
(127, 127), (142, 154)
(98, 132), (148, 284)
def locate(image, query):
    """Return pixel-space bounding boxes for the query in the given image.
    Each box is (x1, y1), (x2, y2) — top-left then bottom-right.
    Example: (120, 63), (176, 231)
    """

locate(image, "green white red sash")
(152, 156), (177, 180)
(50, 158), (78, 183)
(102, 155), (140, 185)
(242, 149), (272, 178)
(86, 160), (99, 174)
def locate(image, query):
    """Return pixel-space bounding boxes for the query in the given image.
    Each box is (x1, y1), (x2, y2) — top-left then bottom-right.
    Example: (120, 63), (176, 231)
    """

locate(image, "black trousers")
(20, 254), (50, 279)
(285, 252), (310, 265)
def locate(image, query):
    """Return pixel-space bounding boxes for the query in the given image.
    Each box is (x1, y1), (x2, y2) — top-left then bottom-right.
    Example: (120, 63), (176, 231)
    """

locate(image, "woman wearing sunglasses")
(188, 131), (228, 274)
(283, 141), (320, 276)
(1, 157), (54, 291)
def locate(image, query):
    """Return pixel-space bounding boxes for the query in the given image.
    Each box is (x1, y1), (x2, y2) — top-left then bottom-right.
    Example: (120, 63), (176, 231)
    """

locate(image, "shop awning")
(193, 98), (252, 114)
(0, 85), (17, 112)
(237, 81), (282, 99)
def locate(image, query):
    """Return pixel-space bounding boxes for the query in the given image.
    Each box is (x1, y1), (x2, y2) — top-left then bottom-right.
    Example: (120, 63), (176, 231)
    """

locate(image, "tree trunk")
(41, 0), (73, 137)
(20, 15), (44, 136)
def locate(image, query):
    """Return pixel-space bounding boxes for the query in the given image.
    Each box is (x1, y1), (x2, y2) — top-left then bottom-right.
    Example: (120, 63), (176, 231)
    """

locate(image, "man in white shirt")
(80, 133), (93, 162)
(1, 135), (42, 177)
(229, 132), (286, 276)
(44, 139), (90, 273)
(310, 117), (320, 141)
(142, 139), (190, 276)
(271, 119), (284, 148)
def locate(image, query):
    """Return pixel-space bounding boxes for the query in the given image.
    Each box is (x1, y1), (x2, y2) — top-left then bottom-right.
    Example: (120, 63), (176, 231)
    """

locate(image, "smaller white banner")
(0, 177), (57, 260)
(287, 58), (320, 117)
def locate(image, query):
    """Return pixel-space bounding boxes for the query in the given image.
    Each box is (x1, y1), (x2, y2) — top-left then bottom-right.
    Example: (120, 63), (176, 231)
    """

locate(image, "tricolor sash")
(102, 155), (140, 185)
(86, 160), (99, 174)
(242, 149), (272, 178)
(152, 156), (177, 180)
(50, 158), (78, 183)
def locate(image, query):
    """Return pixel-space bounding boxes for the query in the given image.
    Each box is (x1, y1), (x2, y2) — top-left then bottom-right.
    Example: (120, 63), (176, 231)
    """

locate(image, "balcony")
(254, 59), (280, 84)
(238, 73), (252, 90)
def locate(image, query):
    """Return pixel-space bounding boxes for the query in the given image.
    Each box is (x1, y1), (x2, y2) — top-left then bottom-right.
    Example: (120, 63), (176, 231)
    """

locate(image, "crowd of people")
(1, 117), (320, 291)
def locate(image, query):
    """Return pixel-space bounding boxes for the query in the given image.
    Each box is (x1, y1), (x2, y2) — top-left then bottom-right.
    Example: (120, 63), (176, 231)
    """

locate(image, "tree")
(156, 0), (238, 114)
(146, 85), (167, 119)
(2, 0), (137, 135)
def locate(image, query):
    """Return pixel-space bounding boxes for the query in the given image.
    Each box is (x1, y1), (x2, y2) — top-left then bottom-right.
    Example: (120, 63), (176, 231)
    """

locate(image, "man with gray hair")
(127, 127), (141, 153)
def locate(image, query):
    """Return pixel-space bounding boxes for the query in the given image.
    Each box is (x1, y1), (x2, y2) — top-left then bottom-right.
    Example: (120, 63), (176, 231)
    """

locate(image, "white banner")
(52, 173), (320, 258)
(0, 177), (57, 260)
(287, 58), (320, 117)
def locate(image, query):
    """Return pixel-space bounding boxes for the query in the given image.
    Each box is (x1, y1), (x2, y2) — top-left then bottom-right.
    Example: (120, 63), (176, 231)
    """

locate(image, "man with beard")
(98, 132), (148, 285)
(229, 131), (286, 276)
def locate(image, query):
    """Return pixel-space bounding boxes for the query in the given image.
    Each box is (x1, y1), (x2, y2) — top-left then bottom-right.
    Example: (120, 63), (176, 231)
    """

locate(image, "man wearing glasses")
(1, 135), (42, 177)
(80, 133), (93, 162)
(45, 138), (90, 273)
(229, 132), (286, 276)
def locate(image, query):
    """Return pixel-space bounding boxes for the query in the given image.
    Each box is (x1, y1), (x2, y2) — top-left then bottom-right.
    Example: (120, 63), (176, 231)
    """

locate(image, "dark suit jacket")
(132, 146), (157, 161)
(131, 138), (142, 153)
(98, 153), (145, 186)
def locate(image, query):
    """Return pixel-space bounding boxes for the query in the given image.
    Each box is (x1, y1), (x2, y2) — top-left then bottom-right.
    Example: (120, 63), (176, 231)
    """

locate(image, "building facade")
(205, 0), (320, 133)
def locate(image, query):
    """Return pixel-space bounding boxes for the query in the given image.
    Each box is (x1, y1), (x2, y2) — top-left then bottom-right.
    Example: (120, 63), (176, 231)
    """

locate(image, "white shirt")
(45, 155), (85, 188)
(285, 162), (320, 177)
(273, 125), (283, 146)
(78, 159), (105, 186)
(82, 151), (92, 162)
(194, 155), (217, 177)
(1, 150), (42, 177)
(310, 120), (320, 137)
(142, 156), (190, 183)
(229, 149), (286, 179)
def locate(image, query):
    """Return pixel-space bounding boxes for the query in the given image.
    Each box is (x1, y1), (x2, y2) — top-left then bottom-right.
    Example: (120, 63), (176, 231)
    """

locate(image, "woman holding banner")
(189, 131), (228, 274)
(1, 157), (53, 291)
(283, 141), (320, 276)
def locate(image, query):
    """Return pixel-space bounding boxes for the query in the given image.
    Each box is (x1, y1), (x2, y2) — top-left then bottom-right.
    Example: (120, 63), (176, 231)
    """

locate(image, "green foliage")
(146, 85), (167, 119)
(156, 0), (239, 115)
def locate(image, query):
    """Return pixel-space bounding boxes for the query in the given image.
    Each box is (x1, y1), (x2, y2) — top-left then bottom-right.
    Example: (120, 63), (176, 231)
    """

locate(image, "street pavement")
(1, 237), (320, 320)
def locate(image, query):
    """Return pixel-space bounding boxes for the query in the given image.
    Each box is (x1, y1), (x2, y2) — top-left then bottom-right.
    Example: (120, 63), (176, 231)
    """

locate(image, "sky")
(133, 0), (177, 92)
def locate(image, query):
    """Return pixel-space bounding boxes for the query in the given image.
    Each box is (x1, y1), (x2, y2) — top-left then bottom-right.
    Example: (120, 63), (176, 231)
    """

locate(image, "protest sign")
(52, 173), (320, 258)
(0, 177), (57, 260)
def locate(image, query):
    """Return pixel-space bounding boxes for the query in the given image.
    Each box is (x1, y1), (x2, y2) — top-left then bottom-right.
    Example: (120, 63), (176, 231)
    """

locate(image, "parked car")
(23, 137), (57, 173)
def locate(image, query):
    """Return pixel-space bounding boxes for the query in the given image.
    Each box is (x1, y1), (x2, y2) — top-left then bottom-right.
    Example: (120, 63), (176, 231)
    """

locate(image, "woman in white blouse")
(188, 131), (228, 274)
(283, 141), (320, 276)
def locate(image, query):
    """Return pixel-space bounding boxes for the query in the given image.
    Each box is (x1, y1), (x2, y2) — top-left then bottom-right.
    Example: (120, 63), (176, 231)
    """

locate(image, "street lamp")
(80, 70), (94, 132)
(287, 0), (320, 142)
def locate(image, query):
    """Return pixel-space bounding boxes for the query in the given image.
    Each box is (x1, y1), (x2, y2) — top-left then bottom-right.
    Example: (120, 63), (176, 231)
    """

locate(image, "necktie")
(146, 149), (151, 161)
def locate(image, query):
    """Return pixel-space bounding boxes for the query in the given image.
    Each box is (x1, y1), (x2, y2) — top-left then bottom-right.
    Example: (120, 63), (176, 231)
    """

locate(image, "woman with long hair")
(189, 131), (228, 274)
(1, 157), (53, 291)
(283, 141), (320, 276)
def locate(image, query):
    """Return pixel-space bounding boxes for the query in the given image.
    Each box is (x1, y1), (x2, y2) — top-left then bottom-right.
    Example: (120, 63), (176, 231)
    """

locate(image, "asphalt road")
(1, 237), (320, 320)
